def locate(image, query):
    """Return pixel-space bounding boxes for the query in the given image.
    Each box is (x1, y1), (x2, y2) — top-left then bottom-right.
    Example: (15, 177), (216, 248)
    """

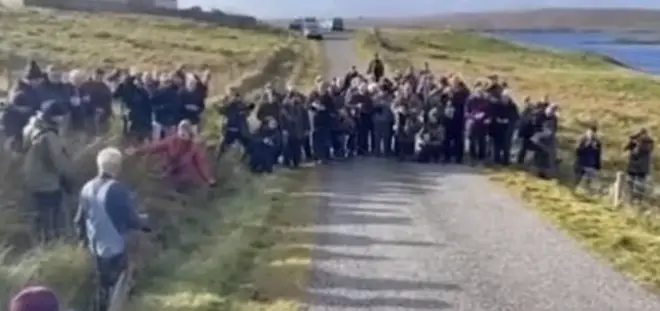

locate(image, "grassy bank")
(356, 28), (660, 289)
(125, 39), (325, 311)
(0, 7), (287, 93)
(0, 7), (326, 311)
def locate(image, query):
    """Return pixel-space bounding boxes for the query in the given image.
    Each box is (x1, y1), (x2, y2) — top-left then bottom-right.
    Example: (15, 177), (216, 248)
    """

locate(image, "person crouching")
(250, 117), (280, 174)
(417, 109), (444, 163)
(128, 120), (215, 192)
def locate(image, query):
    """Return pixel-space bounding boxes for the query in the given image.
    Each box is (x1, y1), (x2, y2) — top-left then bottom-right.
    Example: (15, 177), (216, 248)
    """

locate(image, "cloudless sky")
(178, 0), (660, 19)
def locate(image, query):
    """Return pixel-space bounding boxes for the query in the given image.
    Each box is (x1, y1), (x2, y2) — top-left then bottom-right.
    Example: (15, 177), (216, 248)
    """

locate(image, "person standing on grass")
(151, 73), (183, 140)
(180, 71), (210, 135)
(216, 87), (254, 159)
(5, 61), (47, 151)
(22, 100), (73, 244)
(74, 147), (151, 311)
(573, 125), (602, 191)
(112, 70), (152, 144)
(624, 128), (654, 203)
(366, 53), (385, 82)
(9, 285), (60, 311)
(82, 68), (114, 135)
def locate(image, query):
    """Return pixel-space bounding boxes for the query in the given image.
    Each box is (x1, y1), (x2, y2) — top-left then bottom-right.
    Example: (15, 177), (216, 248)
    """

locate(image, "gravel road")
(306, 32), (660, 311)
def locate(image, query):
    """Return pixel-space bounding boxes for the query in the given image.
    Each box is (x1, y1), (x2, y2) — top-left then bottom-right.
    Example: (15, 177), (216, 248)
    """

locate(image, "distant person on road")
(9, 285), (60, 311)
(366, 53), (385, 82)
(22, 100), (73, 243)
(74, 147), (151, 311)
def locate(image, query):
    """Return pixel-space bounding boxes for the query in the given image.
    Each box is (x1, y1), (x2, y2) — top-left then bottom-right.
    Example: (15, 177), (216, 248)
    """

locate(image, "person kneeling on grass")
(127, 120), (216, 191)
(249, 117), (281, 174)
(74, 147), (151, 311)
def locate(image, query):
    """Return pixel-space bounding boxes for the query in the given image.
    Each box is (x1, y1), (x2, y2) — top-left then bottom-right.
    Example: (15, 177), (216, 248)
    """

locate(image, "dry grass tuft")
(356, 27), (660, 290)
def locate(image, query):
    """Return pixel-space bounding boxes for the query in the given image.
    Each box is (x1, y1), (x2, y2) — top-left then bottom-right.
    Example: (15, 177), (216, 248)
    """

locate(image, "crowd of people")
(1, 52), (655, 311)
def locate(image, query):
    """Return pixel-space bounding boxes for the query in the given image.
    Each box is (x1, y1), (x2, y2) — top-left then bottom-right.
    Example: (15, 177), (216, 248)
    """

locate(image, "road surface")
(305, 32), (660, 311)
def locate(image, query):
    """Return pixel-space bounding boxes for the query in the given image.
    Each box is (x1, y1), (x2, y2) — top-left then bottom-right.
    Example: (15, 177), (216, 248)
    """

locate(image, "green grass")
(0, 8), (326, 311)
(357, 27), (660, 290)
(0, 8), (289, 93)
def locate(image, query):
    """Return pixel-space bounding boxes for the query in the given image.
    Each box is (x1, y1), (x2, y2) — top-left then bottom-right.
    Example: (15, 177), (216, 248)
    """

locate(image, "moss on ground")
(0, 8), (325, 311)
(357, 28), (660, 290)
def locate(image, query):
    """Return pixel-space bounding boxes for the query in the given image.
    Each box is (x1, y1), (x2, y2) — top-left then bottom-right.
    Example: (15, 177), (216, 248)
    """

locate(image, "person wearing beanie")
(21, 99), (73, 243)
(24, 60), (45, 85)
(9, 285), (59, 311)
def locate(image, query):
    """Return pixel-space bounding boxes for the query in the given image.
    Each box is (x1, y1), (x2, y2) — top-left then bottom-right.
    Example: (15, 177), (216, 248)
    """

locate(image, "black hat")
(24, 60), (44, 80)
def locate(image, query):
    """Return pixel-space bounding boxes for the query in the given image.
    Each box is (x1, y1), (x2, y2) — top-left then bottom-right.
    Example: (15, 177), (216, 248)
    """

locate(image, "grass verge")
(356, 27), (660, 290)
(0, 7), (325, 311)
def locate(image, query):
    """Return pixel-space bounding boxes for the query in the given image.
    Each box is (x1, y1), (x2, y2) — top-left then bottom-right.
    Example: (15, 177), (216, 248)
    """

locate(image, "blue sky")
(178, 0), (660, 19)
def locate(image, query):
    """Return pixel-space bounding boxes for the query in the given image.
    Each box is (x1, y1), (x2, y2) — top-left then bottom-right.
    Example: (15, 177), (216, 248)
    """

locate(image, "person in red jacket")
(128, 119), (215, 190)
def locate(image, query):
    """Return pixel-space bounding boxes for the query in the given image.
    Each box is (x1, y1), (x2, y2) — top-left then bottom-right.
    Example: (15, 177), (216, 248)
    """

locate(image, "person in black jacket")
(624, 128), (654, 202)
(308, 81), (334, 163)
(151, 74), (183, 139)
(489, 90), (519, 165)
(573, 125), (602, 189)
(113, 72), (152, 144)
(366, 53), (385, 82)
(443, 77), (469, 163)
(216, 88), (254, 158)
(347, 83), (374, 156)
(180, 72), (209, 134)
(280, 88), (307, 168)
(249, 117), (280, 173)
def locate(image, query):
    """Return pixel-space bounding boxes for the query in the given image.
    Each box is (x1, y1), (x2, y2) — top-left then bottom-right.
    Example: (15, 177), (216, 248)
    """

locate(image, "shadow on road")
(307, 292), (453, 309)
(310, 268), (462, 292)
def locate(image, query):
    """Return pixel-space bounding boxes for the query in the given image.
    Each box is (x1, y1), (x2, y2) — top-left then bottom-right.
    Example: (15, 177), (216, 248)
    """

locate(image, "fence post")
(613, 171), (624, 207)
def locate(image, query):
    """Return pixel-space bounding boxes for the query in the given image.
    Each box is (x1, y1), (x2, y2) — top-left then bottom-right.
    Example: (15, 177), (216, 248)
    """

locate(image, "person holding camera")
(624, 128), (654, 202)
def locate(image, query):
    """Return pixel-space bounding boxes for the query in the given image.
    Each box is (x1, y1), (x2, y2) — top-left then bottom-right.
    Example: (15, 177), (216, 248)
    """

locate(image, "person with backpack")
(127, 120), (215, 192)
(22, 100), (73, 243)
(74, 147), (151, 311)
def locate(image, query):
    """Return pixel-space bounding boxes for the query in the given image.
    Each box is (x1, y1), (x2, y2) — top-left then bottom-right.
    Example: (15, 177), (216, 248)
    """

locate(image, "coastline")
(481, 31), (639, 72)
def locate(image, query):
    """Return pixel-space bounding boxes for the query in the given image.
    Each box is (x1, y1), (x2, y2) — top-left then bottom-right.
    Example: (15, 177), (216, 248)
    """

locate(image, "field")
(347, 8), (660, 30)
(0, 7), (326, 311)
(356, 27), (660, 289)
(0, 8), (290, 95)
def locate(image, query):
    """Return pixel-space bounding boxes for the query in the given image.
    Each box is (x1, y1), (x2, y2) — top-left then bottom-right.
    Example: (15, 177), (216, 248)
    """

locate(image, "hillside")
(348, 8), (660, 30)
(0, 7), (325, 311)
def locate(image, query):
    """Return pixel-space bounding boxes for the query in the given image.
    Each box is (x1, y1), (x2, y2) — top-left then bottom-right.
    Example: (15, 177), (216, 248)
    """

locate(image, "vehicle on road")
(289, 18), (302, 31)
(331, 17), (344, 31)
(302, 19), (323, 40)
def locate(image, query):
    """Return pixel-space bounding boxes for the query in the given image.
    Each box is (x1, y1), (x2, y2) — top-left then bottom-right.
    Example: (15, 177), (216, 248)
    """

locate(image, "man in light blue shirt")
(74, 147), (150, 311)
